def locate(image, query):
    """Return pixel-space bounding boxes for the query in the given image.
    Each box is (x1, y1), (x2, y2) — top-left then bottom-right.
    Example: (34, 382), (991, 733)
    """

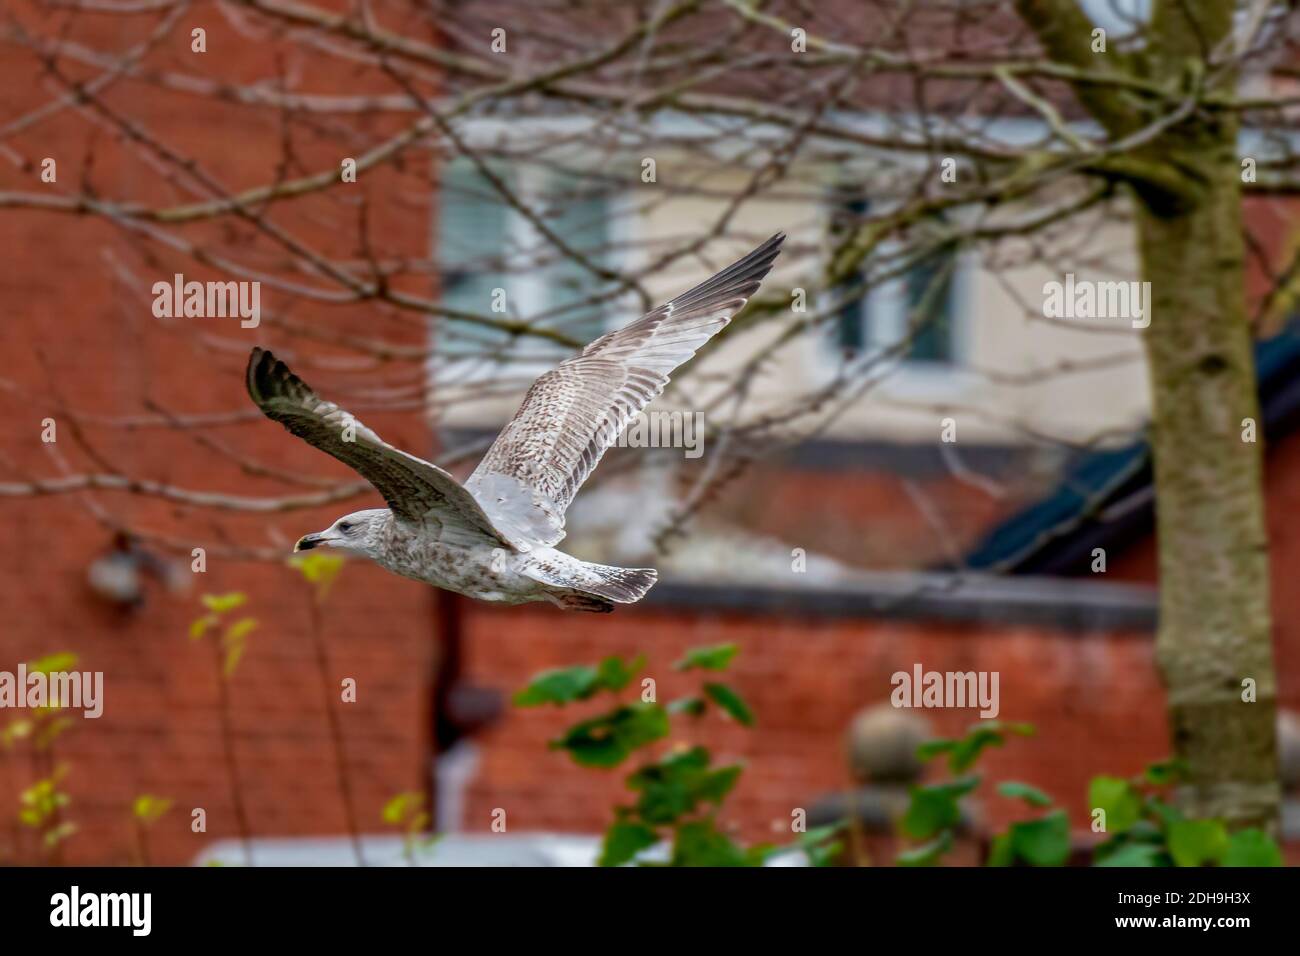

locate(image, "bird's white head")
(293, 509), (390, 559)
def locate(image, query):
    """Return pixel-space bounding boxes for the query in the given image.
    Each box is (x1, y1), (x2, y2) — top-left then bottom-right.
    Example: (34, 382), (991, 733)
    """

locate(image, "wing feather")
(246, 348), (519, 548)
(466, 233), (785, 548)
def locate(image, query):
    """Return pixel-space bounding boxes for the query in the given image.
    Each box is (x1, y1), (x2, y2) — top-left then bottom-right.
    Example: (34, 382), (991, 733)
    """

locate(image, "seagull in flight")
(246, 233), (785, 612)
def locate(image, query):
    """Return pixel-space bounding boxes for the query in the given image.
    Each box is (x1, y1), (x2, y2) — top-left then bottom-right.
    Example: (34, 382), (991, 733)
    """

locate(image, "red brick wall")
(2, 1), (1297, 869)
(0, 0), (442, 865)
(458, 602), (1168, 847)
(0, 558), (435, 865)
(717, 464), (1024, 569)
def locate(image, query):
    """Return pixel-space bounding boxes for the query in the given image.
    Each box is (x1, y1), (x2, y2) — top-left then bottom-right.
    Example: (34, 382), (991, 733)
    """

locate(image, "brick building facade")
(3, 1), (1299, 868)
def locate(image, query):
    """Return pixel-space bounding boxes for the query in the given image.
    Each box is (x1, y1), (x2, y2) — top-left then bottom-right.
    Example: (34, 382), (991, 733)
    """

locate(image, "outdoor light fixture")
(86, 532), (187, 609)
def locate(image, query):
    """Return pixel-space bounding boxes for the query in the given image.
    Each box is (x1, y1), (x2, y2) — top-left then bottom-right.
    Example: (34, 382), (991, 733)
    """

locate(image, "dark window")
(437, 160), (610, 356)
(833, 196), (870, 354)
(901, 250), (956, 364)
(832, 196), (958, 364)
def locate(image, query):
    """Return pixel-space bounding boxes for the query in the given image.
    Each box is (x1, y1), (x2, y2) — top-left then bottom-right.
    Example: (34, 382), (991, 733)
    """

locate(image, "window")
(900, 250), (957, 364)
(833, 197), (961, 366)
(439, 161), (509, 355)
(436, 159), (612, 358)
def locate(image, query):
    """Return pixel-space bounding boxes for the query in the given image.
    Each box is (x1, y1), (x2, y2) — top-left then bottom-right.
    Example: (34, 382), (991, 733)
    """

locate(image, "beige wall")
(436, 157), (1152, 448)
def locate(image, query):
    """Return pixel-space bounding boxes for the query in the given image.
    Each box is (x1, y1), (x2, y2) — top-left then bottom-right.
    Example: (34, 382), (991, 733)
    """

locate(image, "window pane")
(903, 251), (956, 364)
(436, 162), (612, 356)
(837, 294), (866, 352)
(832, 195), (870, 353)
(536, 173), (609, 346)
(437, 160), (510, 355)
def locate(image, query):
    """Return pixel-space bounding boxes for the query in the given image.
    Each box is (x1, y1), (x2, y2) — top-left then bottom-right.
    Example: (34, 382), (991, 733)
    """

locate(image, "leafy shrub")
(515, 644), (843, 866)
(896, 722), (1284, 867)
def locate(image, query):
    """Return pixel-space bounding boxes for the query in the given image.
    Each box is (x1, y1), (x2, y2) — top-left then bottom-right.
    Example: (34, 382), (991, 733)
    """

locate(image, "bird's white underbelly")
(377, 537), (543, 604)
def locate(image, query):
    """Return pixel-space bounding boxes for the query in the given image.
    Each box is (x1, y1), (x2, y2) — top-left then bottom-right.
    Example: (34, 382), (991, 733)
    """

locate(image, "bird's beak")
(294, 533), (325, 553)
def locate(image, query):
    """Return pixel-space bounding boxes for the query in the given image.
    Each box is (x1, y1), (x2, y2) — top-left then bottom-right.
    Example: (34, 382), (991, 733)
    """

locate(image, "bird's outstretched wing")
(466, 232), (786, 549)
(246, 348), (518, 549)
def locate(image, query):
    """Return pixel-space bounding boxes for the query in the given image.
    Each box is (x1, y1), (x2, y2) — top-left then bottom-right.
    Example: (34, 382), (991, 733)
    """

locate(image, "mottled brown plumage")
(245, 233), (785, 611)
(466, 232), (787, 549)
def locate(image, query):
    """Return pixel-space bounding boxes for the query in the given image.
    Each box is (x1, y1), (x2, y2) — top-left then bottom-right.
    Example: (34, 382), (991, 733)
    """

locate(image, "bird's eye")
(338, 522), (353, 533)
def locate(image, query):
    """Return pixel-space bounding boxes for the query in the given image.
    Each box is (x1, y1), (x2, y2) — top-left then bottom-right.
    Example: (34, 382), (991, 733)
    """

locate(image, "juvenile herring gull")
(247, 232), (785, 612)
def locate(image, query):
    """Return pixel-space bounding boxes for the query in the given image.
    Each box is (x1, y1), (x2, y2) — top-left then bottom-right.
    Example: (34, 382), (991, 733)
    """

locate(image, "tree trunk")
(1014, 0), (1280, 831)
(1134, 123), (1279, 828)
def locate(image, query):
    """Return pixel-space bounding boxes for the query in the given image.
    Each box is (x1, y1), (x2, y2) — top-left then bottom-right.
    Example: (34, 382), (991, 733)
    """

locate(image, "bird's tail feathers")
(575, 563), (659, 604)
(525, 557), (658, 605)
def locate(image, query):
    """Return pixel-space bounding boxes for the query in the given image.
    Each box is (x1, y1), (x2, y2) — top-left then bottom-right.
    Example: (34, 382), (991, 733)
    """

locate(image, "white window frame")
(821, 216), (980, 400)
(430, 153), (635, 387)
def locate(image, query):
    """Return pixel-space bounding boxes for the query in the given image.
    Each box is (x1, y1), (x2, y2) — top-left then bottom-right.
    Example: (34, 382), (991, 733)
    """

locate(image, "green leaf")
(670, 819), (752, 867)
(1122, 819), (1167, 843)
(898, 830), (954, 867)
(43, 821), (78, 847)
(674, 644), (739, 672)
(696, 765), (744, 805)
(924, 721), (1035, 773)
(666, 696), (706, 717)
(288, 553), (345, 596)
(1088, 775), (1142, 834)
(997, 781), (1053, 808)
(950, 724), (1029, 772)
(188, 615), (218, 641)
(1, 719), (33, 749)
(132, 794), (172, 824)
(201, 592), (247, 614)
(1094, 842), (1165, 867)
(1145, 794), (1185, 829)
(514, 656), (643, 707)
(627, 747), (742, 824)
(550, 703), (669, 768)
(703, 683), (755, 726)
(1143, 758), (1190, 786)
(1220, 828), (1283, 867)
(514, 665), (599, 707)
(596, 655), (644, 693)
(744, 842), (782, 866)
(19, 771), (71, 828)
(1167, 819), (1229, 867)
(220, 619), (256, 679)
(986, 832), (1015, 867)
(381, 792), (423, 826)
(798, 821), (848, 866)
(797, 823), (845, 847)
(220, 619), (252, 677)
(599, 821), (658, 867)
(903, 777), (979, 839)
(916, 739), (955, 763)
(1009, 810), (1071, 867)
(224, 617), (258, 642)
(629, 747), (711, 824)
(26, 652), (78, 675)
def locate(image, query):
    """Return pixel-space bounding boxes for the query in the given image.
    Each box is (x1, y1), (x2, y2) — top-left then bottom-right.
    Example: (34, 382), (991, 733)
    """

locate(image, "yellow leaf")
(224, 617), (258, 642)
(189, 615), (217, 640)
(201, 592), (247, 614)
(26, 652), (78, 675)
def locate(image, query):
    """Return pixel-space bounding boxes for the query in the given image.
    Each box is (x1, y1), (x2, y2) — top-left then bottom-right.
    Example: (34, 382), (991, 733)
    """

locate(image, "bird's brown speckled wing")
(246, 348), (518, 549)
(466, 233), (786, 548)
